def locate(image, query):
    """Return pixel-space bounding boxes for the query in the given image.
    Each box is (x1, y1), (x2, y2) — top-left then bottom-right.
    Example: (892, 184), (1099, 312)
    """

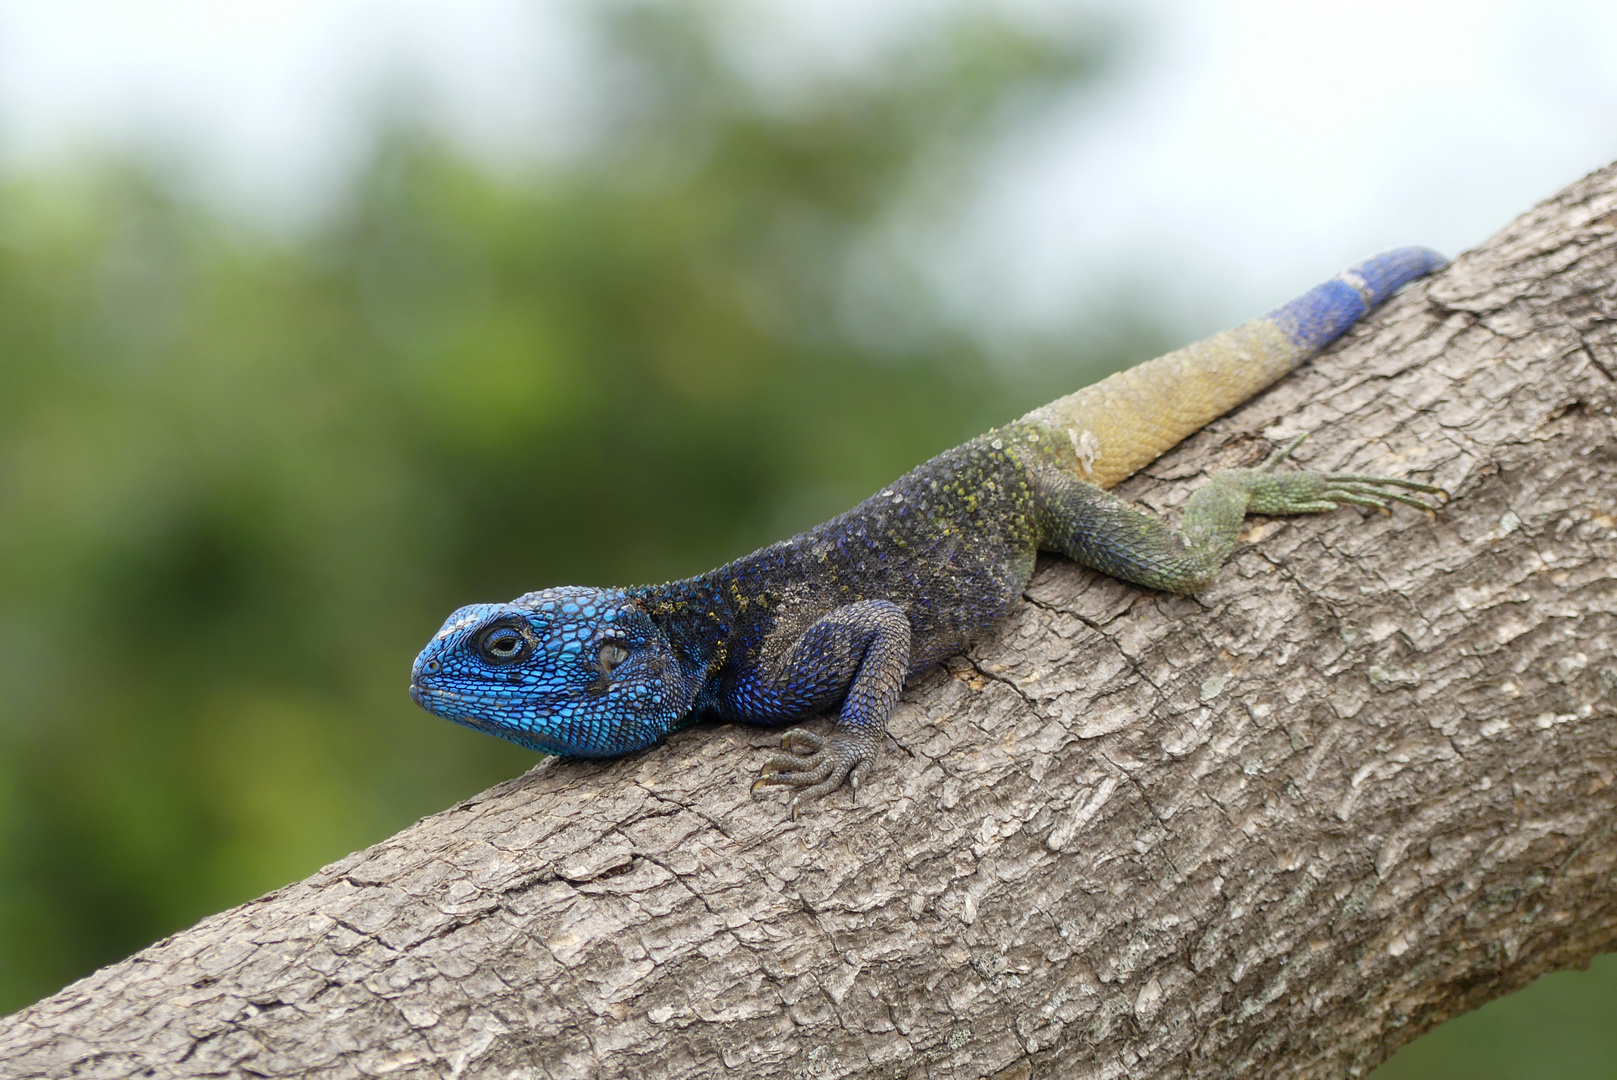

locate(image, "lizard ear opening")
(597, 641), (630, 673)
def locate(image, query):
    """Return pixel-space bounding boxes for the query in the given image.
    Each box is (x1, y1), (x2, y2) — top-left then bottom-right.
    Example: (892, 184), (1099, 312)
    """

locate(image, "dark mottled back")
(631, 433), (1040, 697)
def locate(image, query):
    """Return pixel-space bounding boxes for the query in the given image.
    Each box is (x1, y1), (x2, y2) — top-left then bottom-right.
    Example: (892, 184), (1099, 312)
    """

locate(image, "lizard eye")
(597, 641), (630, 673)
(476, 622), (533, 666)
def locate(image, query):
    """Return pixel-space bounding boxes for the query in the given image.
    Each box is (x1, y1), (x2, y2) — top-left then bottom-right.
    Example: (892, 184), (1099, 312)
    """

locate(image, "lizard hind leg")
(1033, 440), (1445, 596)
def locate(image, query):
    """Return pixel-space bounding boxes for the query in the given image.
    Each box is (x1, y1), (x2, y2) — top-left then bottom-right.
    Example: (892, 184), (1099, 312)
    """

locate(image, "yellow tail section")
(1020, 319), (1299, 490)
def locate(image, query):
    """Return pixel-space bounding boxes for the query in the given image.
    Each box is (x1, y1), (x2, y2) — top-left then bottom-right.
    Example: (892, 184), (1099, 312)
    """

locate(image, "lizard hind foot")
(1243, 467), (1447, 519)
(1259, 437), (1447, 510)
(751, 729), (878, 814)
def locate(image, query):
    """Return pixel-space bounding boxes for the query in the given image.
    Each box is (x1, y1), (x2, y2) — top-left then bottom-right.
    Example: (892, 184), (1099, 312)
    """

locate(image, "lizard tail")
(1267, 247), (1449, 353)
(1018, 247), (1448, 489)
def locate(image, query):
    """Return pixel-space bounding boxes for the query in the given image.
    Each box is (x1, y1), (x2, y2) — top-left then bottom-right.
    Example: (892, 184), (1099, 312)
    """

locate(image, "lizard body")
(410, 248), (1447, 806)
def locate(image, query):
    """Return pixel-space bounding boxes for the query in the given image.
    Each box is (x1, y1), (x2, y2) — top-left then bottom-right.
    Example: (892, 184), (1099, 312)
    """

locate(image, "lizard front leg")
(730, 600), (912, 811)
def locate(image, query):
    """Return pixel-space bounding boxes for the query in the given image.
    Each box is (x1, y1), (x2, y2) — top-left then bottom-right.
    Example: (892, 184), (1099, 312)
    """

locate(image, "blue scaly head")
(409, 586), (699, 757)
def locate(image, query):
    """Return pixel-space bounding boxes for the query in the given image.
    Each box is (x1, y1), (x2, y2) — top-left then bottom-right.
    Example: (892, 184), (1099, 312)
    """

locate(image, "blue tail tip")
(1347, 247), (1450, 306)
(1268, 246), (1448, 352)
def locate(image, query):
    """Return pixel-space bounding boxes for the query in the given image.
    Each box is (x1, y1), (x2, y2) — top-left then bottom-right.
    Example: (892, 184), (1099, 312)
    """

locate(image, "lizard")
(410, 247), (1448, 811)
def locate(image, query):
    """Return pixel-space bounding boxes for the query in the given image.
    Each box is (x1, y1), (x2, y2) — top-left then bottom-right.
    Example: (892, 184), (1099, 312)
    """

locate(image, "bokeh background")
(0, 1), (1613, 1074)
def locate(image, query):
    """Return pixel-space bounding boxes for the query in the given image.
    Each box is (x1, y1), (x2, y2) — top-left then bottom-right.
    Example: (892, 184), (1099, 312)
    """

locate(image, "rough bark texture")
(5, 167), (1617, 1080)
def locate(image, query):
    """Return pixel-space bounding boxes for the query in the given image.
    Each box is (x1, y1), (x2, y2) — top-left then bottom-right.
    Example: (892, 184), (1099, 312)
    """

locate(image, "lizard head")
(410, 586), (692, 757)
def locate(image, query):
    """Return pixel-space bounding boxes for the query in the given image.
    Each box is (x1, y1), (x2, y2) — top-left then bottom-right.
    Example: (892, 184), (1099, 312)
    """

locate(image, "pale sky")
(959, 0), (1617, 330)
(1, 0), (1614, 334)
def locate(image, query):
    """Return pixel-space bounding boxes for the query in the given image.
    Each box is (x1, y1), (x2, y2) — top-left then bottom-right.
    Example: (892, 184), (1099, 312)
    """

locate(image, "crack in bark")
(960, 653), (1042, 715)
(1097, 750), (1188, 885)
(1579, 344), (1617, 382)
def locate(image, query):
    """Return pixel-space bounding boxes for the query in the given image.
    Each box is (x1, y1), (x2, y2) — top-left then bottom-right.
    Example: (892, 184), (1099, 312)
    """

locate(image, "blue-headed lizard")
(410, 248), (1448, 810)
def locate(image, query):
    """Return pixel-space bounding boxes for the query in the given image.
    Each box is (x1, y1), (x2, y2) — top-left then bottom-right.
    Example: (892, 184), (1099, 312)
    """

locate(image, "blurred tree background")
(0, 3), (1610, 1076)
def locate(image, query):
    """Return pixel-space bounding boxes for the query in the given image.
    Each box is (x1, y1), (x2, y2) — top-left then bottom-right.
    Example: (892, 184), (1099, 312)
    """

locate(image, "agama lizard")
(411, 248), (1447, 809)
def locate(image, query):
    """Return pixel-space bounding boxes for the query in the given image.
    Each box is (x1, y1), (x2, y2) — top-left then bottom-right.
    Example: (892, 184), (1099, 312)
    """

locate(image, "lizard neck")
(625, 576), (741, 712)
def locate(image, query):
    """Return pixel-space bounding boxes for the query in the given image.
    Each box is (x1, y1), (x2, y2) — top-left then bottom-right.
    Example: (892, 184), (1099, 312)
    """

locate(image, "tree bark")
(5, 166), (1617, 1080)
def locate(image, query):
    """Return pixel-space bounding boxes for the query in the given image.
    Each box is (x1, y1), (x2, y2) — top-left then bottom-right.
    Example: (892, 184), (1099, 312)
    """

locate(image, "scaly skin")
(411, 248), (1449, 811)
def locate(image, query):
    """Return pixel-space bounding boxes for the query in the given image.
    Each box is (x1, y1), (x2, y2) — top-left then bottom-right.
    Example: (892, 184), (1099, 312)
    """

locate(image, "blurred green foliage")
(0, 4), (1609, 1075)
(1372, 953), (1617, 1079)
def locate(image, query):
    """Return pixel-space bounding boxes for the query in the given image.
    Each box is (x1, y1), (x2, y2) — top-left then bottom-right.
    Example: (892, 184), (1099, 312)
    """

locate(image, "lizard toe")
(779, 728), (826, 755)
(755, 751), (831, 783)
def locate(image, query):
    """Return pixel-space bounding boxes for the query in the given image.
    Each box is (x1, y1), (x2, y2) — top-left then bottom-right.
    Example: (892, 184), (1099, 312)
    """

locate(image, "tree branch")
(4, 165), (1617, 1080)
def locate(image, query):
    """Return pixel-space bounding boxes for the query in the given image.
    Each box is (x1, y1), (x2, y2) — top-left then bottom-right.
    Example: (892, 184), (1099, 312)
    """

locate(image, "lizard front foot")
(751, 729), (877, 814)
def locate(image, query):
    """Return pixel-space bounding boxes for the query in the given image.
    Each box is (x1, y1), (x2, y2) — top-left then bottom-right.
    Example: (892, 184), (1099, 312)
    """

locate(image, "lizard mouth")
(409, 681), (464, 708)
(409, 679), (558, 745)
(409, 683), (505, 736)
